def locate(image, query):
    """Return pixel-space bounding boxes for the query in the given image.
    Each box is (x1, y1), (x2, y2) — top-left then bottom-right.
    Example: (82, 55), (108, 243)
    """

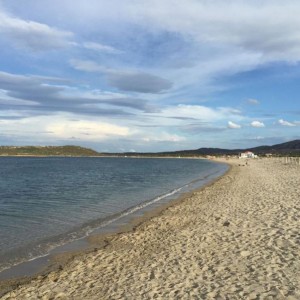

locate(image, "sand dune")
(1, 158), (300, 299)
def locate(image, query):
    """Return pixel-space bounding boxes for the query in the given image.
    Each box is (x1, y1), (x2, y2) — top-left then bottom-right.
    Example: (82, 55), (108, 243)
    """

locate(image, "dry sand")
(1, 158), (300, 299)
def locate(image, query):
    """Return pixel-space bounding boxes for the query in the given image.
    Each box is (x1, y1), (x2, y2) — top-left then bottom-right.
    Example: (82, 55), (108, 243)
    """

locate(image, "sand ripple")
(1, 158), (300, 299)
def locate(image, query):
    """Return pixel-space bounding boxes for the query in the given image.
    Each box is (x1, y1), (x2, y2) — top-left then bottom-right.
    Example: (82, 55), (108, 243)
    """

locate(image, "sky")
(0, 0), (299, 152)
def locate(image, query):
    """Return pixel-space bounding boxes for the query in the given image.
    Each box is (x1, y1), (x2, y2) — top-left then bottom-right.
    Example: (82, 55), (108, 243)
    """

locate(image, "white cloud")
(47, 119), (130, 140)
(155, 105), (242, 123)
(247, 99), (260, 105)
(0, 9), (73, 50)
(251, 121), (265, 128)
(62, 1), (300, 99)
(70, 59), (106, 72)
(1, 1), (300, 150)
(278, 119), (296, 127)
(142, 132), (185, 143)
(137, 105), (246, 134)
(83, 42), (122, 54)
(128, 0), (300, 62)
(0, 114), (131, 142)
(29, 0), (300, 62)
(228, 121), (241, 129)
(7, 1), (300, 79)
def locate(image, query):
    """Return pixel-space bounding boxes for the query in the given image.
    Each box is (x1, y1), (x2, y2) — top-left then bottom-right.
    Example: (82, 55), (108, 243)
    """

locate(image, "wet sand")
(1, 158), (300, 299)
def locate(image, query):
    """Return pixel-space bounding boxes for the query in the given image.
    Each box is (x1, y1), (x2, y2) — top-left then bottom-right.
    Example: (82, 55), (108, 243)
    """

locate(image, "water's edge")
(0, 159), (229, 293)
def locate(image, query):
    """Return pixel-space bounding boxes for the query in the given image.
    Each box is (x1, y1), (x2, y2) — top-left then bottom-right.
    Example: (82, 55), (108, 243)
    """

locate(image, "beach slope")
(1, 158), (300, 299)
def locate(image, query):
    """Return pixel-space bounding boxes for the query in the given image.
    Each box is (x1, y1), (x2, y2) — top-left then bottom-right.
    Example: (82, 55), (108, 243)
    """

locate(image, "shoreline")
(0, 155), (207, 159)
(2, 157), (299, 299)
(0, 160), (229, 296)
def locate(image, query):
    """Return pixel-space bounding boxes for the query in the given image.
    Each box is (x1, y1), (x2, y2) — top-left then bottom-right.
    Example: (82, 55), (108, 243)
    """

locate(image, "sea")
(0, 157), (228, 276)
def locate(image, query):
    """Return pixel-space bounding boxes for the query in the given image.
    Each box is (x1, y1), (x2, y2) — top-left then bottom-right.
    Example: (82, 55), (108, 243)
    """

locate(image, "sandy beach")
(1, 158), (300, 299)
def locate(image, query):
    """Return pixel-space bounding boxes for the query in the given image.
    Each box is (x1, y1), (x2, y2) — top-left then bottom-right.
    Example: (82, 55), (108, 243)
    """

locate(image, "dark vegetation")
(0, 140), (299, 157)
(105, 139), (300, 157)
(0, 145), (100, 156)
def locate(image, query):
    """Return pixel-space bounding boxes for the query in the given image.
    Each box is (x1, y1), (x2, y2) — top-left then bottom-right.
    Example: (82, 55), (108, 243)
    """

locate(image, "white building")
(239, 151), (258, 159)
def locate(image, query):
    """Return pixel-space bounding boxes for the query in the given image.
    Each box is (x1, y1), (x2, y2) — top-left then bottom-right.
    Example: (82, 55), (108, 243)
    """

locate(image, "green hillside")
(0, 145), (101, 156)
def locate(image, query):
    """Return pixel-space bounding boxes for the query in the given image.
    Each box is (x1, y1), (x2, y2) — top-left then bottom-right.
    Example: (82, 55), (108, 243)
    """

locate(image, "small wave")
(0, 159), (228, 278)
(0, 186), (185, 275)
(91, 185), (185, 230)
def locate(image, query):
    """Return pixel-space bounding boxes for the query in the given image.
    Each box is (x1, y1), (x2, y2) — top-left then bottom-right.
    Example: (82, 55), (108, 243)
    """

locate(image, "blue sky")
(0, 0), (299, 152)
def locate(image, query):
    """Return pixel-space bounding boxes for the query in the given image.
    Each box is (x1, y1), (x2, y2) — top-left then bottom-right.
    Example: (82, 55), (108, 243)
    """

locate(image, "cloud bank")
(0, 9), (73, 50)
(0, 1), (299, 150)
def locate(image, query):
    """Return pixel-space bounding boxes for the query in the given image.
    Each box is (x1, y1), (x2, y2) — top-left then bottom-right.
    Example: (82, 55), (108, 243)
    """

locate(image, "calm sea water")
(0, 157), (227, 272)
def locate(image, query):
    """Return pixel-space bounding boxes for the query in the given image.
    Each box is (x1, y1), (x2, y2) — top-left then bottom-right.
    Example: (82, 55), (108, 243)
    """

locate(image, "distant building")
(239, 151), (257, 159)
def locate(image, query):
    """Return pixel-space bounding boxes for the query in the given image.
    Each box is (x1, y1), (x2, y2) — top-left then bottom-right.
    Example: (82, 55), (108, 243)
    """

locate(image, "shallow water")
(0, 157), (227, 272)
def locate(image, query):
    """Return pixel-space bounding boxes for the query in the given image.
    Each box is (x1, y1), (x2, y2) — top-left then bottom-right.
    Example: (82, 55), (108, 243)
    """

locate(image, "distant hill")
(0, 145), (101, 156)
(111, 139), (300, 157)
(190, 139), (300, 156)
(1, 140), (299, 157)
(248, 140), (300, 154)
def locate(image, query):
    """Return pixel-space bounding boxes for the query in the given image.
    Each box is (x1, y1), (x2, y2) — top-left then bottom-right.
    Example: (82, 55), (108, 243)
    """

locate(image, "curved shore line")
(0, 160), (230, 297)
